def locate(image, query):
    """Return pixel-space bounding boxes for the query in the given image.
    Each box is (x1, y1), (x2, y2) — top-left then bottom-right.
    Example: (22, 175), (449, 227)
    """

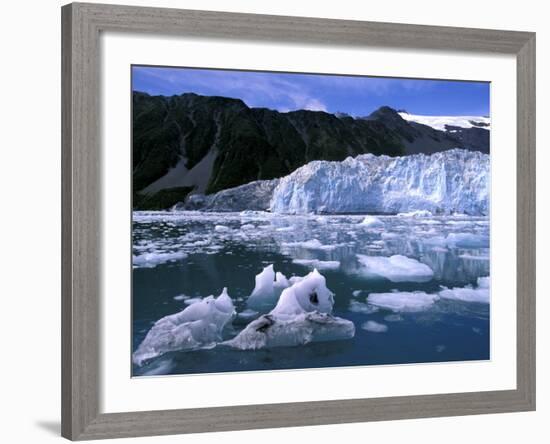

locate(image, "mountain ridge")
(133, 91), (489, 210)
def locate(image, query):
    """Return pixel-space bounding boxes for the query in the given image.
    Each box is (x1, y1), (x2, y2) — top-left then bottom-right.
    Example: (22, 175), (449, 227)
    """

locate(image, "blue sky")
(132, 66), (490, 117)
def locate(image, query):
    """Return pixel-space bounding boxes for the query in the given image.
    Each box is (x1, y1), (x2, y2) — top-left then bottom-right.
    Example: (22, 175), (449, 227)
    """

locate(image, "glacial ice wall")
(269, 149), (489, 215)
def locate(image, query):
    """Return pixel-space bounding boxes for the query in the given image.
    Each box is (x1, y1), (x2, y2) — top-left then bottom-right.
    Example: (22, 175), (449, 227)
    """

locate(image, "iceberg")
(246, 264), (290, 311)
(269, 149), (489, 215)
(355, 254), (434, 282)
(133, 288), (236, 365)
(226, 269), (355, 350)
(292, 259), (340, 270)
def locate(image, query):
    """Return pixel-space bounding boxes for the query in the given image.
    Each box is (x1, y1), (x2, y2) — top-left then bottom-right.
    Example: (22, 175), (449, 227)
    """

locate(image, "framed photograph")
(62, 2), (536, 440)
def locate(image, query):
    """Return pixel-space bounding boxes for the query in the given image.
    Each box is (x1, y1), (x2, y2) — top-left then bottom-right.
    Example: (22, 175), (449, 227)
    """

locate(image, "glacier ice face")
(226, 268), (355, 350)
(133, 288), (236, 365)
(269, 149), (489, 215)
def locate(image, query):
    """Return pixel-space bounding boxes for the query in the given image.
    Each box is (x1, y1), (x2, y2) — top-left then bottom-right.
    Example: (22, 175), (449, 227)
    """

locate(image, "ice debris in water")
(438, 276), (490, 303)
(367, 276), (490, 312)
(360, 216), (384, 228)
(396, 210), (433, 218)
(367, 291), (440, 312)
(132, 251), (187, 269)
(133, 288), (236, 366)
(226, 269), (355, 350)
(247, 264), (290, 311)
(445, 233), (489, 248)
(292, 259), (340, 270)
(361, 321), (388, 333)
(355, 254), (434, 283)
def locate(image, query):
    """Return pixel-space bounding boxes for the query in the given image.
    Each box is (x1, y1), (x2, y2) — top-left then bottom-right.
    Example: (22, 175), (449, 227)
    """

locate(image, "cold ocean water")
(132, 211), (490, 376)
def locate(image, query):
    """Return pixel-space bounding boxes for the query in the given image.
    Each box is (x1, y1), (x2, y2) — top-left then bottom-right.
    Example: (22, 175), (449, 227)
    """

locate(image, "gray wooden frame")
(61, 2), (536, 440)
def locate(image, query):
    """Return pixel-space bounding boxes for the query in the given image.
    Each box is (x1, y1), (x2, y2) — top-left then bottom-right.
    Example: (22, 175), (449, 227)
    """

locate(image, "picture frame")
(61, 2), (536, 440)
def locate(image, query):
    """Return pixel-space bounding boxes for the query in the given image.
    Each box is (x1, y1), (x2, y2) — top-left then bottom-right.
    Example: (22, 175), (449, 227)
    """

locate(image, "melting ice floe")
(132, 288), (236, 365)
(355, 254), (434, 283)
(225, 269), (355, 350)
(365, 276), (490, 312)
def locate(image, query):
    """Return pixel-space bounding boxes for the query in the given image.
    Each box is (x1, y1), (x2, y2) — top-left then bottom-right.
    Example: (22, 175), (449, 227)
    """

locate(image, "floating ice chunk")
(352, 290), (362, 297)
(173, 294), (189, 301)
(133, 251), (187, 268)
(360, 216), (384, 228)
(240, 224), (255, 230)
(361, 320), (388, 333)
(349, 300), (379, 314)
(446, 233), (489, 248)
(397, 210), (433, 218)
(282, 239), (338, 250)
(292, 259), (340, 270)
(367, 291), (440, 312)
(438, 276), (490, 303)
(247, 265), (290, 311)
(133, 288), (236, 365)
(214, 224), (230, 232)
(355, 254), (434, 283)
(226, 269), (354, 350)
(225, 312), (355, 350)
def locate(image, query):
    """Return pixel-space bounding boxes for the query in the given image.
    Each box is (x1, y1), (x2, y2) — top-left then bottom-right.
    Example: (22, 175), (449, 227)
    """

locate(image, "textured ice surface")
(355, 254), (434, 282)
(361, 320), (388, 333)
(367, 291), (440, 312)
(226, 269), (355, 350)
(270, 149), (489, 215)
(247, 265), (290, 312)
(133, 288), (235, 365)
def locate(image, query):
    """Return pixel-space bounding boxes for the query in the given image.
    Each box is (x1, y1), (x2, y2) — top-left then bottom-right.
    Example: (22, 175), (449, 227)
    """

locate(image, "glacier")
(172, 149), (488, 216)
(269, 149), (489, 215)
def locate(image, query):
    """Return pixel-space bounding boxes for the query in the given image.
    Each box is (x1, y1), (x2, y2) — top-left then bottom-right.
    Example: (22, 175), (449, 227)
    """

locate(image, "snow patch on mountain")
(398, 112), (491, 131)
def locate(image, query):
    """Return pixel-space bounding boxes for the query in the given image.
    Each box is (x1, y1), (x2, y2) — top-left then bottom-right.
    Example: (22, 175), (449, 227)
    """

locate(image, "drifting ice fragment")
(292, 259), (340, 270)
(355, 254), (434, 283)
(133, 288), (236, 365)
(226, 269), (355, 350)
(367, 291), (440, 312)
(361, 320), (388, 333)
(360, 216), (384, 228)
(438, 276), (490, 303)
